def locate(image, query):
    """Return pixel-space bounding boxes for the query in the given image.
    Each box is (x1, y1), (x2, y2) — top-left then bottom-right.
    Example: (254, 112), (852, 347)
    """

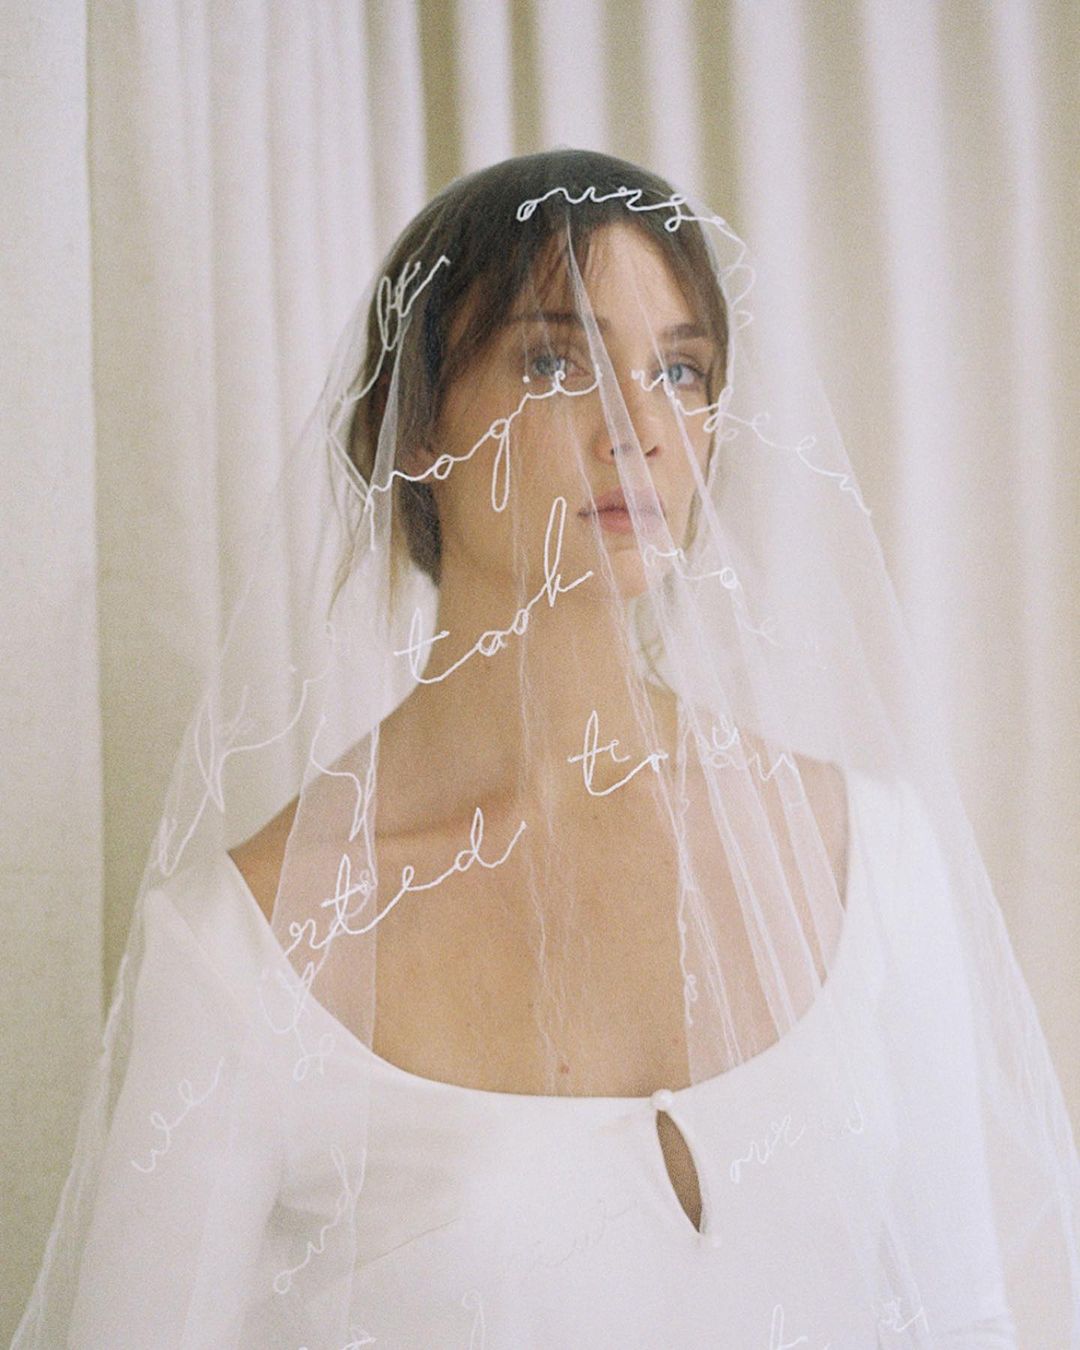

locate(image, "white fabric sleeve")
(933, 1314), (1019, 1348)
(875, 778), (1018, 1346)
(62, 886), (285, 1349)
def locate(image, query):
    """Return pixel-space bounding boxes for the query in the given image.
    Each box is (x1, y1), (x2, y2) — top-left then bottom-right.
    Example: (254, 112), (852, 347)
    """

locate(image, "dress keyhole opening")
(654, 1108), (704, 1234)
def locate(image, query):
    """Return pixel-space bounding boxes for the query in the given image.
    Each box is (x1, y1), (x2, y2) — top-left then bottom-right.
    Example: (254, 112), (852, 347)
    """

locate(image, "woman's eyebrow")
(505, 309), (596, 332)
(508, 310), (714, 343)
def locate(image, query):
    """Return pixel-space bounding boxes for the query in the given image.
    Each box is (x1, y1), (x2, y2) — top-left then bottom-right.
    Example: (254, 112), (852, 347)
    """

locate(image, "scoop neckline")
(220, 765), (864, 1108)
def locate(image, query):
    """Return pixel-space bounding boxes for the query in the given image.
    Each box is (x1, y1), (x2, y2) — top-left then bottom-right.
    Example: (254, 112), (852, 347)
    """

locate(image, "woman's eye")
(529, 351), (569, 380)
(525, 348), (593, 388)
(663, 360), (705, 390)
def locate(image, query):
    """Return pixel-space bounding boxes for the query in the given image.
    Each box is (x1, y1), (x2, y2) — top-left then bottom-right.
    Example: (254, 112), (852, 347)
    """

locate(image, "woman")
(15, 150), (1078, 1347)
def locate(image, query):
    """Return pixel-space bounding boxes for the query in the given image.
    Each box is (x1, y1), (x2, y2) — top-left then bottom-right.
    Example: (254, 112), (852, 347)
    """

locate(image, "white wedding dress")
(54, 767), (1017, 1348)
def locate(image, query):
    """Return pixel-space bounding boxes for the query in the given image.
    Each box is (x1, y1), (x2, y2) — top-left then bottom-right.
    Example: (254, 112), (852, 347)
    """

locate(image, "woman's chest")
(353, 788), (793, 1096)
(359, 802), (775, 1098)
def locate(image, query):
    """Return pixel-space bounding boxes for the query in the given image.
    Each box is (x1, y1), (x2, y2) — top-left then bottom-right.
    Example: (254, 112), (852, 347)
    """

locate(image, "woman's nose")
(591, 377), (665, 463)
(602, 438), (659, 460)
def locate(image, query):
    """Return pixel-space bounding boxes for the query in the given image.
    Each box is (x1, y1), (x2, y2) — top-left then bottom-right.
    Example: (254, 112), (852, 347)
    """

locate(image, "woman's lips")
(587, 507), (638, 535)
(578, 489), (664, 535)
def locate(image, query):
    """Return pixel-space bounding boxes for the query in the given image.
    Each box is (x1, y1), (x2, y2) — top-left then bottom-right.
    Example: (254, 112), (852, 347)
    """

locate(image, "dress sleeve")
(17, 879), (286, 1349)
(930, 1313), (1019, 1348)
(874, 778), (1018, 1346)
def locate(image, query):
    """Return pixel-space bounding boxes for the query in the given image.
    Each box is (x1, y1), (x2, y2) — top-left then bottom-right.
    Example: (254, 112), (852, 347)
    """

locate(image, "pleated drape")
(1, 7), (102, 1340)
(2, 0), (1077, 1337)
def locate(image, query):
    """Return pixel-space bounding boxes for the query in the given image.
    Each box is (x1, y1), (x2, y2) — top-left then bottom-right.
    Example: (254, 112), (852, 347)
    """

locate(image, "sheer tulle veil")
(14, 148), (1080, 1348)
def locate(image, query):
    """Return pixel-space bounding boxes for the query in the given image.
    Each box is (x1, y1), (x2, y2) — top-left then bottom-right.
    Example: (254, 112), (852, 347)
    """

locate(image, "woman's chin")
(595, 544), (653, 603)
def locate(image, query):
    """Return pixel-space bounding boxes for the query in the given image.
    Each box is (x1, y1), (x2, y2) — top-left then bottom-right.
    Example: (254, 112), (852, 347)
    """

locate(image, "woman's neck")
(384, 563), (677, 821)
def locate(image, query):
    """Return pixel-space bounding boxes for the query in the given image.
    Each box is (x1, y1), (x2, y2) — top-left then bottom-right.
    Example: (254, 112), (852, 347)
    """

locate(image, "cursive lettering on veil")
(394, 495), (593, 685)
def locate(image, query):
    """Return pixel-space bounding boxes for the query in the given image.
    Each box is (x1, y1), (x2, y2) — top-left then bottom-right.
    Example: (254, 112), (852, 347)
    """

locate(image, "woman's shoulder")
(730, 729), (850, 904)
(227, 795), (299, 926)
(132, 845), (283, 1022)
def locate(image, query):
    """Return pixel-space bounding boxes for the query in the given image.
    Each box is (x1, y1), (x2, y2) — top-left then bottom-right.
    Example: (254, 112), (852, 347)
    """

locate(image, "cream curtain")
(2, 0), (1077, 1337)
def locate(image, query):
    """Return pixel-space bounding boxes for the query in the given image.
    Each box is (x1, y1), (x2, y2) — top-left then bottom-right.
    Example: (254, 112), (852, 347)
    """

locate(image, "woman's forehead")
(531, 224), (683, 298)
(520, 228), (708, 334)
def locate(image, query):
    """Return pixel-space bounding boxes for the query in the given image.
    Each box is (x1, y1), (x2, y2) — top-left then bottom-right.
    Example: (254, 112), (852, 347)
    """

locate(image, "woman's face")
(424, 223), (721, 603)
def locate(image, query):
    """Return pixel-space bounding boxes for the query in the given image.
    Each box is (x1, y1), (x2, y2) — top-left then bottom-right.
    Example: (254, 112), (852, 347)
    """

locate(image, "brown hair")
(345, 148), (729, 595)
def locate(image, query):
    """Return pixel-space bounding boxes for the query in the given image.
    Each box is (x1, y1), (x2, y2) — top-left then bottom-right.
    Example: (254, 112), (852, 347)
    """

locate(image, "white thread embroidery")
(729, 1113), (808, 1184)
(461, 1288), (486, 1349)
(516, 184), (756, 330)
(628, 366), (871, 515)
(567, 708), (668, 796)
(307, 715), (378, 844)
(347, 253), (451, 405)
(257, 962), (337, 1085)
(724, 409), (871, 515)
(273, 1144), (363, 1294)
(768, 1302), (833, 1350)
(153, 632), (336, 877)
(259, 810), (525, 1078)
(130, 1057), (225, 1173)
(728, 1096), (865, 1185)
(642, 546), (780, 647)
(314, 809), (526, 942)
(509, 1196), (637, 1276)
(702, 718), (798, 782)
(394, 496), (593, 685)
(362, 369), (601, 538)
(641, 544), (740, 590)
(515, 182), (723, 234)
(876, 1295), (928, 1334)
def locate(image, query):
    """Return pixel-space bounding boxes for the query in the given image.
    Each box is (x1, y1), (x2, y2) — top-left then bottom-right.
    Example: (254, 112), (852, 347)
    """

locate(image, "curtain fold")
(3, 1), (1076, 1338)
(0, 3), (103, 1342)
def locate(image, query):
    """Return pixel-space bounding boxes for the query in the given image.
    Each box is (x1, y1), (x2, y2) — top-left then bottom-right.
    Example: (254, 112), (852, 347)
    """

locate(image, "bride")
(17, 148), (1077, 1348)
(230, 207), (850, 1109)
